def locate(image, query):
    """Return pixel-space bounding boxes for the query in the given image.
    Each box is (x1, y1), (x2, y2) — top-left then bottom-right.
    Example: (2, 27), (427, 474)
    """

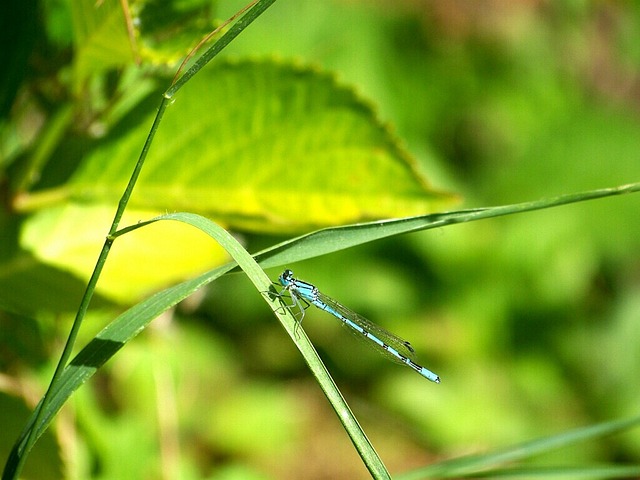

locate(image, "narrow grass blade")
(452, 465), (640, 479)
(398, 414), (640, 479)
(4, 213), (392, 480)
(3, 3), (279, 478)
(252, 183), (640, 270)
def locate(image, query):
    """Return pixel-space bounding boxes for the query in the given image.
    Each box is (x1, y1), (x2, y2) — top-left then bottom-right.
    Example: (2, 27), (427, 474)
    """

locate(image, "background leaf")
(134, 0), (221, 65)
(20, 204), (229, 302)
(47, 59), (455, 232)
(4, 1), (640, 478)
(71, 0), (134, 92)
(14, 59), (455, 301)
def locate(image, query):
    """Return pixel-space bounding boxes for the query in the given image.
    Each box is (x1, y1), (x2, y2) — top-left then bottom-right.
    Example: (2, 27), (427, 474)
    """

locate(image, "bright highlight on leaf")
(68, 59), (457, 233)
(20, 204), (229, 302)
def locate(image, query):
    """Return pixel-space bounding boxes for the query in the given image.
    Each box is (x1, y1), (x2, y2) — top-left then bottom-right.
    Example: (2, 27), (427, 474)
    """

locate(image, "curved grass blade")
(3, 213), (392, 480)
(3, 3), (280, 479)
(7, 183), (638, 478)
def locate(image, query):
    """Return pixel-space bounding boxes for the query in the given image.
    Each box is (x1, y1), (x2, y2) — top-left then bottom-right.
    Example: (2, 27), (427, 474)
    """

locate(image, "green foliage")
(11, 34), (454, 303)
(71, 0), (134, 92)
(2, 1), (640, 479)
(61, 59), (454, 231)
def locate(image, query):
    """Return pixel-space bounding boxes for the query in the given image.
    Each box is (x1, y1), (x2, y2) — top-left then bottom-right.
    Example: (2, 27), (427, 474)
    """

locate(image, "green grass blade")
(4, 213), (392, 480)
(3, 4), (280, 478)
(398, 414), (640, 479)
(450, 465), (640, 479)
(7, 183), (638, 478)
(1, 263), (232, 480)
(167, 0), (278, 97)
(252, 182), (640, 269)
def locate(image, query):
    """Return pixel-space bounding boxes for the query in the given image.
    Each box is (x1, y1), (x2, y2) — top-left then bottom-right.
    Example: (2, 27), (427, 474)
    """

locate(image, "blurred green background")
(2, 1), (640, 479)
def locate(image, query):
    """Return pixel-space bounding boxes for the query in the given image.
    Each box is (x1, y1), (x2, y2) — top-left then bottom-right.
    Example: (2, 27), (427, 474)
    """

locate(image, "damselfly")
(277, 269), (440, 383)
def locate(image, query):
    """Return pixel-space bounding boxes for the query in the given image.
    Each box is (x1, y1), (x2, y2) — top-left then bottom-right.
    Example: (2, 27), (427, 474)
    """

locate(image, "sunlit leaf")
(65, 59), (456, 232)
(20, 204), (228, 302)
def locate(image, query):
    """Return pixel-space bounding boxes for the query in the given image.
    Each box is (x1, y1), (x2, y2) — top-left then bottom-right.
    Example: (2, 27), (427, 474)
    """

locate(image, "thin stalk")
(4, 2), (277, 478)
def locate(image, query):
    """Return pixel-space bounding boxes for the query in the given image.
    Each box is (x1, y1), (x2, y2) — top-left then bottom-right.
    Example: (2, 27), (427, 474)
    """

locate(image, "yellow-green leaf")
(20, 204), (228, 302)
(68, 59), (456, 233)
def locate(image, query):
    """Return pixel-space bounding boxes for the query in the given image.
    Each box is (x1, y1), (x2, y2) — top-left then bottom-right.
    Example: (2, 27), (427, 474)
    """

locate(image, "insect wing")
(316, 292), (417, 362)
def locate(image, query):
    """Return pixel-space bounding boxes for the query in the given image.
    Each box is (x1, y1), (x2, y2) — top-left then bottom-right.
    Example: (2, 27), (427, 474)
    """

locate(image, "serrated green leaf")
(66, 59), (456, 232)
